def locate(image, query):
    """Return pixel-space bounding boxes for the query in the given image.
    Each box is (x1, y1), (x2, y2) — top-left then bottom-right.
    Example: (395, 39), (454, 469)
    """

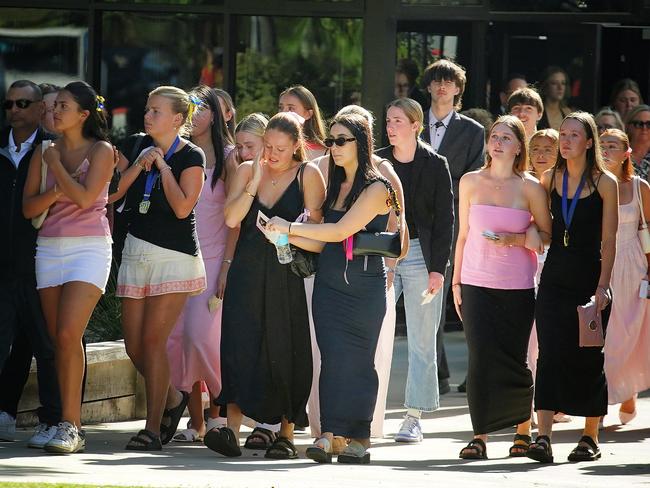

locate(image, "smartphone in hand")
(482, 230), (500, 241)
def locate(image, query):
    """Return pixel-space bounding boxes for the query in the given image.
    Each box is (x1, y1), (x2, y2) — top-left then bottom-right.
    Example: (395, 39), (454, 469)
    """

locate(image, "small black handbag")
(352, 177), (402, 259)
(289, 163), (318, 278)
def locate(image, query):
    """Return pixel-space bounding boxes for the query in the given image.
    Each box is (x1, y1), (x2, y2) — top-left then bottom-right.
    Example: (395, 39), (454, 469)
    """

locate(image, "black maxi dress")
(312, 209), (388, 439)
(535, 184), (609, 417)
(218, 172), (312, 427)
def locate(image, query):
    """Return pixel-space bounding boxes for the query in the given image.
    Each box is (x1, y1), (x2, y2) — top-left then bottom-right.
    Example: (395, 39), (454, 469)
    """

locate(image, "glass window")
(234, 16), (363, 119)
(401, 0), (482, 5)
(0, 9), (87, 92)
(101, 11), (224, 140)
(489, 0), (633, 12)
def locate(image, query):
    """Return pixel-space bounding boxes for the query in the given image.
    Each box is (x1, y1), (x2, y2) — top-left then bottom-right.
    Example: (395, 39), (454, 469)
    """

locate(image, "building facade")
(1, 0), (649, 136)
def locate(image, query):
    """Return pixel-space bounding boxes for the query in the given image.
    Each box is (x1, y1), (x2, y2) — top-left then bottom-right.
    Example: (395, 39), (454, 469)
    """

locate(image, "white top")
(428, 109), (454, 152)
(7, 128), (38, 168)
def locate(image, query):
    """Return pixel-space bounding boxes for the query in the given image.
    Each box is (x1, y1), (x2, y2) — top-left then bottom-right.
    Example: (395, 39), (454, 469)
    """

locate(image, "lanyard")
(561, 169), (587, 247)
(139, 136), (181, 214)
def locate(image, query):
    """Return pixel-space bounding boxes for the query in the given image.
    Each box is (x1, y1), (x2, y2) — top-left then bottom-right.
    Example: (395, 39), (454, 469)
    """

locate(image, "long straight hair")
(554, 111), (606, 190)
(190, 85), (227, 189)
(323, 113), (382, 212)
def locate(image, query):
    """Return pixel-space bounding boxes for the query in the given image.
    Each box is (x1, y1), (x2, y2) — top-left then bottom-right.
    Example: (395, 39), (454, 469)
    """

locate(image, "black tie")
(433, 121), (444, 129)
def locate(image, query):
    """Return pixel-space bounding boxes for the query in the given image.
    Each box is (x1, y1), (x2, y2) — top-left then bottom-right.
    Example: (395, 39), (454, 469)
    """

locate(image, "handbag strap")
(39, 140), (51, 194)
(635, 176), (648, 230)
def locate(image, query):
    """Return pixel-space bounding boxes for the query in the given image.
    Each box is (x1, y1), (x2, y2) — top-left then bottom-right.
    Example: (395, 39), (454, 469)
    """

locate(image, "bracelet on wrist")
(160, 164), (172, 173)
(223, 259), (233, 265)
(288, 222), (293, 235)
(452, 282), (461, 288)
(245, 189), (255, 198)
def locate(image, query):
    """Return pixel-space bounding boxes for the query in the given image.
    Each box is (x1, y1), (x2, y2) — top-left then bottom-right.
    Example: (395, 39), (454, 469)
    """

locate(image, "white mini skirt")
(35, 236), (113, 293)
(116, 233), (206, 299)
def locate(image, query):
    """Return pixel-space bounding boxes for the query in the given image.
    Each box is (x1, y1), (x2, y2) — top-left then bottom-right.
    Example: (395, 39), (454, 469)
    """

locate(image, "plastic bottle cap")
(276, 233), (289, 245)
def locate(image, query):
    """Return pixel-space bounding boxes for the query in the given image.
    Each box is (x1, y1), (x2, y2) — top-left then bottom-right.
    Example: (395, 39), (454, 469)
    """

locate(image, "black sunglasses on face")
(3, 99), (39, 110)
(324, 137), (356, 148)
(630, 120), (650, 129)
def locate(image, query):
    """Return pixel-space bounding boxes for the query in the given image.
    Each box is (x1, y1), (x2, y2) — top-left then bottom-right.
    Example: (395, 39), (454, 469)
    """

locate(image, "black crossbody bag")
(352, 177), (402, 258)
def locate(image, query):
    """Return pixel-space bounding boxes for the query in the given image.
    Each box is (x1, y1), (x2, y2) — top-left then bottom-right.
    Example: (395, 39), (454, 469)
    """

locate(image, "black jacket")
(376, 141), (454, 275)
(421, 110), (485, 204)
(0, 126), (55, 279)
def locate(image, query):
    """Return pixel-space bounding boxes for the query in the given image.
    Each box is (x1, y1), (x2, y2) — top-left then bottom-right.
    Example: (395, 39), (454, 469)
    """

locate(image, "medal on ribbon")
(138, 136), (181, 214)
(561, 169), (587, 247)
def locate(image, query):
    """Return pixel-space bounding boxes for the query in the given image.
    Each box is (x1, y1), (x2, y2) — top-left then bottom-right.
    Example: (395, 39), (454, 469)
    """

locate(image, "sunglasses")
(324, 137), (356, 148)
(630, 120), (650, 129)
(3, 99), (40, 110)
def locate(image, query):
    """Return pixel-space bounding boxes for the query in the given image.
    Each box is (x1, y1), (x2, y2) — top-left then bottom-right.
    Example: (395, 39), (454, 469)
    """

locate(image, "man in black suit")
(0, 80), (61, 447)
(420, 59), (486, 394)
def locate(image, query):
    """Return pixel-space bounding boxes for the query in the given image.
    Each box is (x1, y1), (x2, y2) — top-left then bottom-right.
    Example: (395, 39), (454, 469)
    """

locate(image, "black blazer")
(0, 126), (55, 279)
(421, 110), (485, 204)
(376, 141), (454, 275)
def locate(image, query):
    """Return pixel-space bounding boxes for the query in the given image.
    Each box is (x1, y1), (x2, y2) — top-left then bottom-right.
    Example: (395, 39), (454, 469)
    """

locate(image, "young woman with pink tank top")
(452, 115), (551, 460)
(23, 81), (114, 454)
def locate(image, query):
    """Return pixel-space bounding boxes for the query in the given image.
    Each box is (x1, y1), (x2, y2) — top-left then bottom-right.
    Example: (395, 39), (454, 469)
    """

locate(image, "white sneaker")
(0, 411), (16, 442)
(28, 423), (58, 449)
(394, 415), (423, 443)
(44, 421), (85, 454)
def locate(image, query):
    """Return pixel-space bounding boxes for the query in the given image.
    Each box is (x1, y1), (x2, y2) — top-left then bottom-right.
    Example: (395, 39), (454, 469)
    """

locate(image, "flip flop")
(204, 427), (242, 457)
(160, 390), (190, 445)
(173, 428), (203, 443)
(568, 435), (601, 462)
(306, 437), (332, 464)
(459, 438), (487, 460)
(244, 427), (277, 450)
(508, 433), (532, 457)
(527, 435), (553, 463)
(125, 429), (162, 451)
(265, 436), (298, 460)
(337, 440), (370, 464)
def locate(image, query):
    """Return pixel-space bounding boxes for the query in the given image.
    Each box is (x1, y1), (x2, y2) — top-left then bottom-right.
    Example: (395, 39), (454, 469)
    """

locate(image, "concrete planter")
(16, 340), (145, 427)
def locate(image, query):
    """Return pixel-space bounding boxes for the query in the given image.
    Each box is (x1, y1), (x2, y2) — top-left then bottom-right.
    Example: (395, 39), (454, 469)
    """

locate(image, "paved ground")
(1, 332), (649, 488)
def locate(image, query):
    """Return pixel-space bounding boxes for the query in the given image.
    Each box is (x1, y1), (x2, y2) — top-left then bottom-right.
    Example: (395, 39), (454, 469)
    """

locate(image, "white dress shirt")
(7, 128), (38, 168)
(428, 109), (454, 152)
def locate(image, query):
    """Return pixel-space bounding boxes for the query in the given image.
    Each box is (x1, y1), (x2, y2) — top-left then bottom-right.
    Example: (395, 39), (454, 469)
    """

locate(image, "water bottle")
(275, 233), (293, 264)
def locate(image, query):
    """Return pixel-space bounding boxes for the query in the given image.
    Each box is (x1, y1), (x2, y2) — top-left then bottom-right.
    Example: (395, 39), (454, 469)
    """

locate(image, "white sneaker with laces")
(44, 421), (85, 454)
(28, 423), (58, 449)
(0, 411), (16, 442)
(394, 415), (423, 443)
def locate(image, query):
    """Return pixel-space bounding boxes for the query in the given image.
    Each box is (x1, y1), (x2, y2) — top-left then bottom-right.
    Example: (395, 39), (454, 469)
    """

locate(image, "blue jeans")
(393, 239), (442, 412)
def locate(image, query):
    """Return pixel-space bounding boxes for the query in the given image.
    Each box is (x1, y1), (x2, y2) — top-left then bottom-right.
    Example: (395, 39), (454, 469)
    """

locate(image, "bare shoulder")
(460, 169), (481, 187)
(303, 161), (323, 178)
(597, 170), (618, 191)
(89, 141), (114, 163)
(236, 160), (254, 176)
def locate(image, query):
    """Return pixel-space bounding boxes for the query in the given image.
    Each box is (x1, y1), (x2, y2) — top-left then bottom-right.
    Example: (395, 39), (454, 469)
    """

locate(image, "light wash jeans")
(393, 238), (442, 412)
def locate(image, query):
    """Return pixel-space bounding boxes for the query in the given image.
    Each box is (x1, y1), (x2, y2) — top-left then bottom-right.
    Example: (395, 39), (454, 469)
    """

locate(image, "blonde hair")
(530, 128), (559, 145)
(266, 112), (307, 163)
(235, 112), (268, 139)
(483, 115), (529, 175)
(149, 85), (194, 136)
(386, 98), (424, 134)
(594, 107), (624, 131)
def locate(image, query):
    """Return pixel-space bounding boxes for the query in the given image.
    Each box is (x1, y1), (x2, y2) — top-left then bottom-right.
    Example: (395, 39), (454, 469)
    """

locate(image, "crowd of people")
(0, 57), (648, 466)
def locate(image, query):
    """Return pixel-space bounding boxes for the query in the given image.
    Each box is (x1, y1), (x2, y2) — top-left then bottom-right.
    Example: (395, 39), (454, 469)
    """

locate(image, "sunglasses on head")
(324, 136), (356, 148)
(3, 99), (40, 110)
(630, 120), (650, 129)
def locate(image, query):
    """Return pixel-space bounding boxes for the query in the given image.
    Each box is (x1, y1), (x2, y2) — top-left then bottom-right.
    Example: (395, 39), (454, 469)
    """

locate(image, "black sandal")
(125, 429), (162, 451)
(265, 436), (298, 460)
(244, 427), (277, 450)
(204, 427), (242, 457)
(160, 390), (190, 445)
(459, 438), (487, 460)
(508, 433), (532, 457)
(527, 435), (554, 463)
(568, 435), (601, 462)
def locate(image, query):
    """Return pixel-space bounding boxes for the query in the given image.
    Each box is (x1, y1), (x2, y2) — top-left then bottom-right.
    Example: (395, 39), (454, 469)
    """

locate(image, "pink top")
(39, 159), (111, 238)
(461, 204), (538, 290)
